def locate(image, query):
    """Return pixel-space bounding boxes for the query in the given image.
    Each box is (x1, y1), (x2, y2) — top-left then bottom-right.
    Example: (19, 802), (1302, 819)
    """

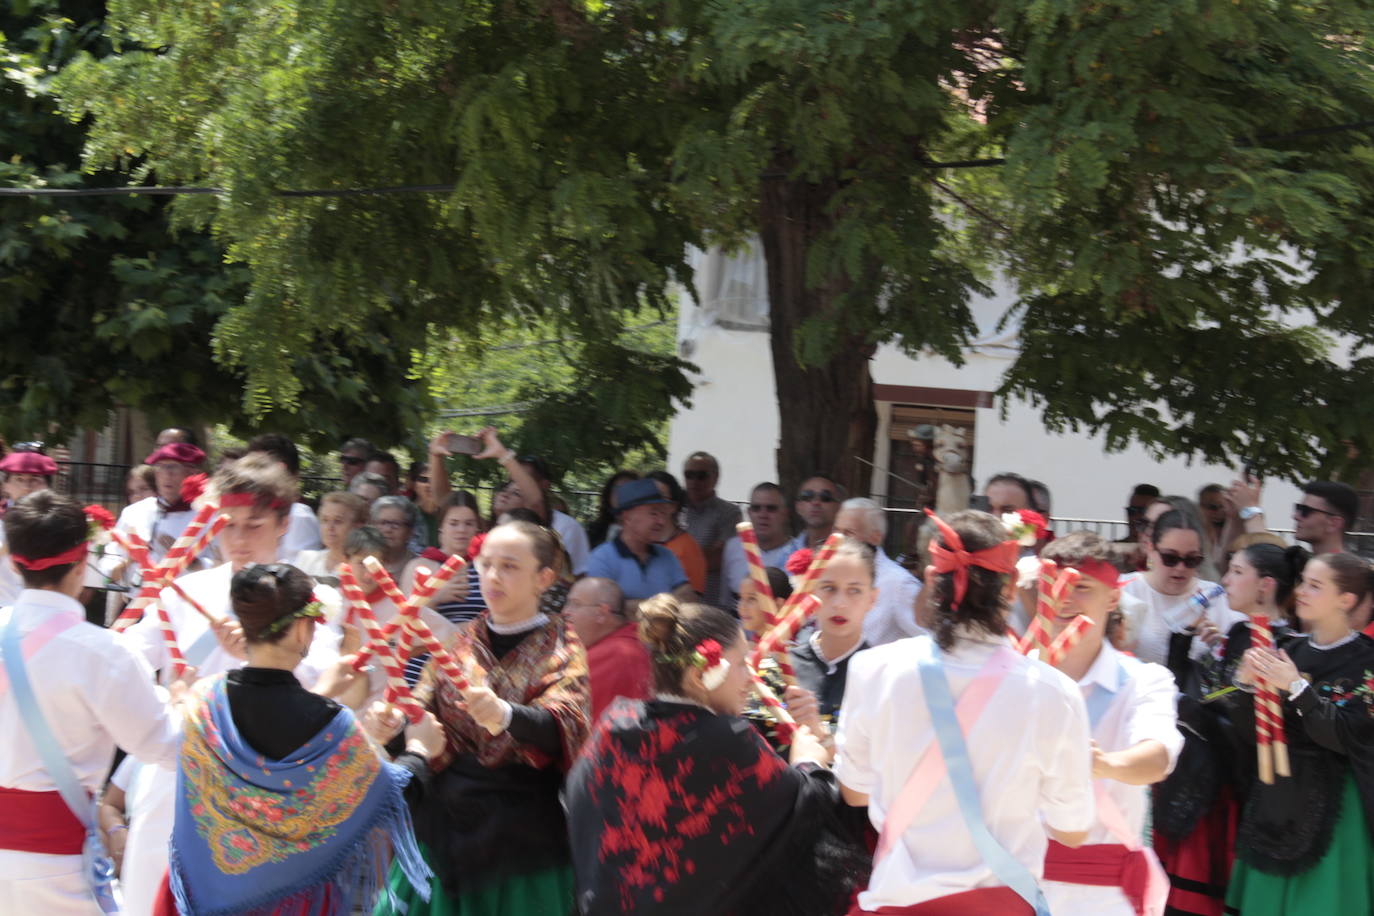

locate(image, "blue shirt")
(585, 536), (689, 600)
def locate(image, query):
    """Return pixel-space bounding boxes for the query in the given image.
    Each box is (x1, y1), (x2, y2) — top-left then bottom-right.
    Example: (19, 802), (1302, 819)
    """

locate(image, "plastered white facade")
(666, 243), (1303, 525)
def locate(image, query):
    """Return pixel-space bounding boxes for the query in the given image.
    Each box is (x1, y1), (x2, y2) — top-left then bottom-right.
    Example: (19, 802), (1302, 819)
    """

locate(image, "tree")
(1, 0), (437, 450)
(56, 0), (1374, 493)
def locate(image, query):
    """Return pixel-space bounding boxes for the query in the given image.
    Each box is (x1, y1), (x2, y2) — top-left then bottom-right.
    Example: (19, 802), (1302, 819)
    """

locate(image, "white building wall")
(668, 244), (1303, 525)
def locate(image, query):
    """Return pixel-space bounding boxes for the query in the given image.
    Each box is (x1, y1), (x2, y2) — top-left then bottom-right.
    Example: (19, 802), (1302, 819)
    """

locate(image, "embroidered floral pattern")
(1313, 668), (1374, 713)
(181, 687), (380, 875)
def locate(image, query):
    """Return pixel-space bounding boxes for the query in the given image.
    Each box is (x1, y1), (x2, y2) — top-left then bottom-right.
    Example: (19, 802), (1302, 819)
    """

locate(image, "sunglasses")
(798, 490), (836, 503)
(1201, 503), (1226, 512)
(416, 476), (430, 484)
(1125, 506), (1146, 516)
(683, 470), (711, 481)
(1294, 502), (1341, 519)
(340, 455), (366, 466)
(749, 503), (782, 513)
(1157, 550), (1205, 569)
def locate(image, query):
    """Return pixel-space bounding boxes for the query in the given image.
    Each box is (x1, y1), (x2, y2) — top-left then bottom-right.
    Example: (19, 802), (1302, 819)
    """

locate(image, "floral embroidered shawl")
(416, 612), (590, 772)
(169, 676), (431, 915)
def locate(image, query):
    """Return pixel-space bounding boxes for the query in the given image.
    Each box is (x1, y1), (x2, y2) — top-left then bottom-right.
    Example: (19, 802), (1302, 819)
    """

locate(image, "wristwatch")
(1288, 678), (1309, 698)
(1239, 506), (1264, 521)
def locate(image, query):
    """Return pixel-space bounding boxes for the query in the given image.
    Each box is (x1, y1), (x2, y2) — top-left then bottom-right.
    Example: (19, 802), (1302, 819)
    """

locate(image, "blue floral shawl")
(169, 676), (432, 915)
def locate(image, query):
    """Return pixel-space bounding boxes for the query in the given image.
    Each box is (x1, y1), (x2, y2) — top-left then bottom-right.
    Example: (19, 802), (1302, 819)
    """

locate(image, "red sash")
(0, 786), (86, 854)
(1044, 841), (1150, 915)
(847, 887), (1034, 915)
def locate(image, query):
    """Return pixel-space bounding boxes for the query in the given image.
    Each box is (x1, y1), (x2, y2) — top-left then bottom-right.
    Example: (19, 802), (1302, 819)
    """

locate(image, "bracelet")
(497, 450), (516, 464)
(107, 824), (128, 834)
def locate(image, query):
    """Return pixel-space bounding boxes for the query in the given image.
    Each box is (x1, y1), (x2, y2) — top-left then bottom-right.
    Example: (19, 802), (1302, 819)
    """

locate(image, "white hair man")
(833, 497), (925, 646)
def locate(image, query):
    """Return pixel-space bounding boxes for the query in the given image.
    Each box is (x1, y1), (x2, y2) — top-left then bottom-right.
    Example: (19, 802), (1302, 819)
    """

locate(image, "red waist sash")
(847, 886), (1033, 915)
(0, 786), (85, 854)
(1044, 840), (1148, 915)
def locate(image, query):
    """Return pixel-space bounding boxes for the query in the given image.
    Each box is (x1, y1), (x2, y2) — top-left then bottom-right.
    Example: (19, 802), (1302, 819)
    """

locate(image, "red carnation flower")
(785, 548), (813, 577)
(466, 532), (487, 562)
(180, 473), (208, 505)
(695, 638), (722, 669)
(83, 504), (116, 531)
(1017, 509), (1048, 535)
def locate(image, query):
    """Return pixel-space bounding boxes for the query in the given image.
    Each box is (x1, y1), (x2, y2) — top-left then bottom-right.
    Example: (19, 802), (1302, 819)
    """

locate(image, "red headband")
(219, 492), (286, 510)
(925, 509), (1020, 610)
(1073, 558), (1120, 590)
(11, 542), (88, 572)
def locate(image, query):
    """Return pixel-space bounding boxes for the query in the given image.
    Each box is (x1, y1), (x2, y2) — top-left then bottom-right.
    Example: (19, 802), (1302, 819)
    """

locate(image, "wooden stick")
(749, 671), (797, 745)
(111, 530), (221, 626)
(736, 522), (780, 626)
(112, 507), (225, 631)
(1045, 615), (1093, 667)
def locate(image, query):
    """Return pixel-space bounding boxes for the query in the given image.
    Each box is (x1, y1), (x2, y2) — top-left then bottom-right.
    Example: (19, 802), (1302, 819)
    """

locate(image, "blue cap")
(614, 478), (672, 515)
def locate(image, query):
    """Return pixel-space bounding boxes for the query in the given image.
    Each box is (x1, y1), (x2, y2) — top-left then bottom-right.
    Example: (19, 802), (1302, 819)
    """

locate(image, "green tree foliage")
(55, 0), (1374, 485)
(1, 1), (437, 449)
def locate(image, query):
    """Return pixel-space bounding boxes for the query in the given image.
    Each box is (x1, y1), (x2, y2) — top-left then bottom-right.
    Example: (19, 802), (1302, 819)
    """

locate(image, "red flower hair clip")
(785, 548), (814, 577)
(180, 473), (208, 506)
(692, 638), (729, 690)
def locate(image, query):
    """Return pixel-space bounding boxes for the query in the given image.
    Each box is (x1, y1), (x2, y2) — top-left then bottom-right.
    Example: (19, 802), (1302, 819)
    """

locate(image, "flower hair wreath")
(656, 638), (731, 690)
(1001, 509), (1048, 547)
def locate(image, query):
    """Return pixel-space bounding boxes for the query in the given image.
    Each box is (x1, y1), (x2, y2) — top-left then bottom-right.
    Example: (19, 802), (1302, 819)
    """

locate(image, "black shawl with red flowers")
(565, 698), (868, 916)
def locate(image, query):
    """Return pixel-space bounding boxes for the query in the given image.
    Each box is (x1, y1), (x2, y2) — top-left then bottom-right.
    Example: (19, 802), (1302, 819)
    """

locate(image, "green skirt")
(1227, 773), (1374, 915)
(372, 846), (574, 916)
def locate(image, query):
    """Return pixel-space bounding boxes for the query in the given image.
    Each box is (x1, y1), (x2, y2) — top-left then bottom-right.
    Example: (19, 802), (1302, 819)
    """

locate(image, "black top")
(566, 700), (869, 915)
(225, 667), (340, 760)
(1224, 632), (1374, 875)
(790, 632), (868, 727)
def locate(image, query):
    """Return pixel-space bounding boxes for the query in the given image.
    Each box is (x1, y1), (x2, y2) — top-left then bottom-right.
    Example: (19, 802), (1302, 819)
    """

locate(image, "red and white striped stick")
(338, 566), (425, 722)
(778, 532), (844, 616)
(1045, 615), (1093, 667)
(749, 594), (822, 673)
(153, 603), (189, 677)
(1017, 562), (1081, 656)
(736, 522), (780, 626)
(110, 530), (221, 626)
(350, 560), (471, 692)
(1249, 616), (1290, 782)
(749, 671), (798, 745)
(112, 507), (226, 631)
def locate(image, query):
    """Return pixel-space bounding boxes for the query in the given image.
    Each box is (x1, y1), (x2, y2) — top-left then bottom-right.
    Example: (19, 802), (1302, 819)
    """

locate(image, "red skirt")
(1152, 785), (1238, 916)
(847, 886), (1034, 915)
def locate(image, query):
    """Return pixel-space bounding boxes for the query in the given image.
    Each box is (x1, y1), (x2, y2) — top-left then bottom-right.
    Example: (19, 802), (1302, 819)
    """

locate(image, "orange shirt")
(664, 530), (707, 595)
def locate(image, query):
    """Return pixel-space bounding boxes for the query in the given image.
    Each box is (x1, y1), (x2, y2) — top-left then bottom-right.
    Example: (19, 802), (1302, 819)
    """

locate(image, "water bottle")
(1188, 584), (1226, 618)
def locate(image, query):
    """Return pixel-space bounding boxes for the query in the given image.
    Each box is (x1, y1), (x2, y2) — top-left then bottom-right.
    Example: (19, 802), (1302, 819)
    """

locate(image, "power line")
(4, 117), (1373, 198)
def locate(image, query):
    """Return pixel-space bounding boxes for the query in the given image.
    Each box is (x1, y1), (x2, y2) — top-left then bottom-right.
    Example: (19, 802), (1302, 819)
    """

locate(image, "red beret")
(144, 443), (207, 466)
(0, 451), (58, 476)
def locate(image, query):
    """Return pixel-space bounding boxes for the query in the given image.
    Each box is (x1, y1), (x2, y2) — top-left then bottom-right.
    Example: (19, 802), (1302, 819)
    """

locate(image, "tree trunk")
(758, 167), (878, 503)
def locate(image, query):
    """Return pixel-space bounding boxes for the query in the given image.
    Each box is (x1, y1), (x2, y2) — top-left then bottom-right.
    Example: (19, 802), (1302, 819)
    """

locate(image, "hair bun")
(638, 593), (682, 653)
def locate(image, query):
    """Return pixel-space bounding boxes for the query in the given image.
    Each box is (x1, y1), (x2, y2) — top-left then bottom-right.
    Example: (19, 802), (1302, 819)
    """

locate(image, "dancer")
(790, 536), (877, 727)
(837, 510), (1094, 915)
(1149, 541), (1307, 916)
(373, 520), (590, 916)
(0, 491), (183, 913)
(565, 593), (868, 915)
(1035, 532), (1182, 916)
(1226, 553), (1374, 915)
(160, 564), (433, 915)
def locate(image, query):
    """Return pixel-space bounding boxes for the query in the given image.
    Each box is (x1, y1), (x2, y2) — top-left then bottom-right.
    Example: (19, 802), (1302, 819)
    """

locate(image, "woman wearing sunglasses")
(1120, 509), (1246, 666)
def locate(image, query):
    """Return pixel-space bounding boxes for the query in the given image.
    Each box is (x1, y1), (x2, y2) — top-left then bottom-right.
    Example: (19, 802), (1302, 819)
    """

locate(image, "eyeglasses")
(1125, 506), (1146, 516)
(376, 519), (410, 529)
(683, 470), (711, 481)
(1294, 502), (1341, 519)
(1201, 503), (1226, 512)
(1157, 551), (1205, 569)
(340, 455), (366, 466)
(798, 490), (836, 503)
(416, 476), (430, 484)
(749, 503), (783, 513)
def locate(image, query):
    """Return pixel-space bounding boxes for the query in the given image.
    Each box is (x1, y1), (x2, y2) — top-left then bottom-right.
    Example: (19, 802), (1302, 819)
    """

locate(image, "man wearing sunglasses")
(680, 452), (742, 607)
(337, 437), (374, 488)
(1293, 480), (1359, 556)
(787, 474), (845, 553)
(721, 483), (794, 609)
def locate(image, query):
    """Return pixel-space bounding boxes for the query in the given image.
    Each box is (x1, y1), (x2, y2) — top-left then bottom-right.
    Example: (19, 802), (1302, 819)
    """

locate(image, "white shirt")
(1120, 574), (1244, 666)
(720, 535), (794, 606)
(110, 754), (175, 916)
(292, 548), (335, 580)
(1043, 644), (1183, 916)
(0, 528), (22, 608)
(836, 635), (1095, 910)
(863, 549), (926, 646)
(552, 510), (590, 575)
(121, 563), (341, 688)
(0, 590), (181, 795)
(102, 497), (207, 592)
(279, 501), (322, 557)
